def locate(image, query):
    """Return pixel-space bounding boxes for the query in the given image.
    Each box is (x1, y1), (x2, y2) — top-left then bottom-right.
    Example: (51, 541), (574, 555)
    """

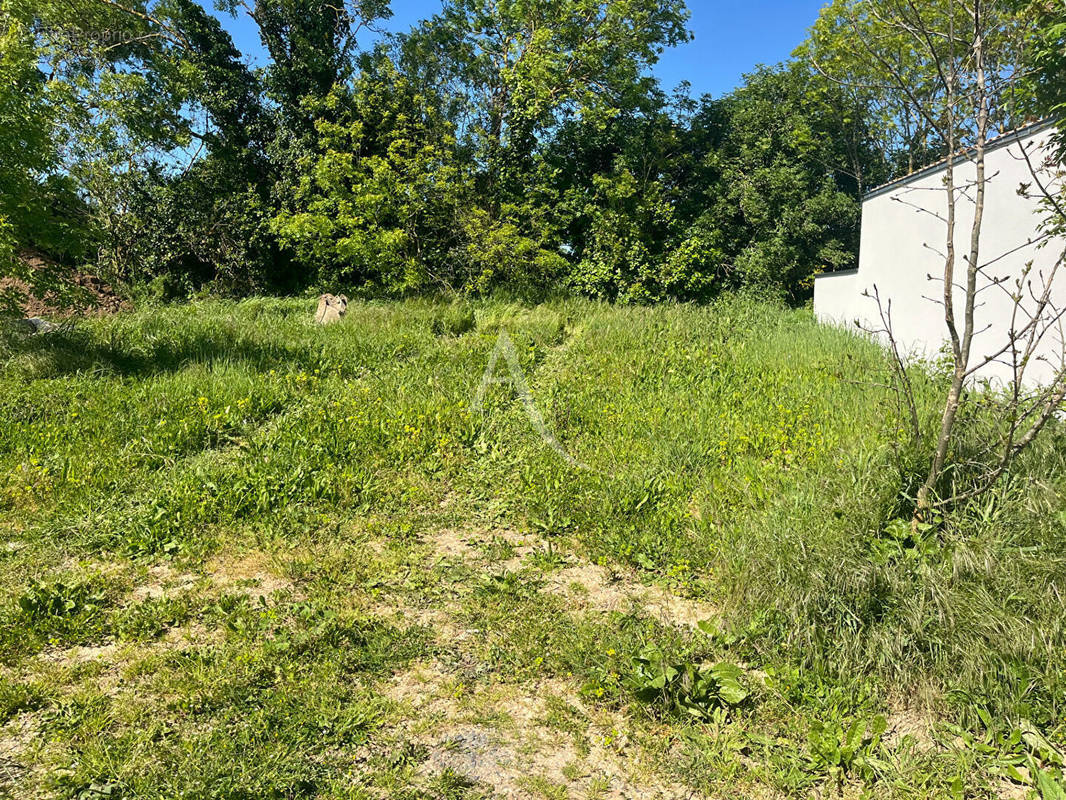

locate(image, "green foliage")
(805, 715), (888, 787)
(113, 595), (194, 641)
(272, 0), (695, 297)
(18, 578), (105, 621)
(14, 575), (112, 649)
(271, 53), (576, 296)
(1, 0), (896, 304)
(96, 0), (285, 294)
(563, 155), (702, 302)
(0, 674), (44, 722)
(272, 59), (469, 292)
(946, 713), (1066, 799)
(805, 0), (1036, 178)
(1, 0), (1047, 307)
(0, 0), (225, 305)
(459, 206), (568, 296)
(401, 0), (691, 203)
(0, 0), (92, 308)
(1017, 0), (1066, 245)
(707, 63), (871, 298)
(250, 0), (390, 131)
(621, 646), (749, 720)
(112, 160), (281, 296)
(1023, 2), (1066, 137)
(550, 63), (874, 302)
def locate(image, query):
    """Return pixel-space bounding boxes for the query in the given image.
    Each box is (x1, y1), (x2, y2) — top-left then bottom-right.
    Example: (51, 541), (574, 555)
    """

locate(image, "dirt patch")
(423, 723), (523, 783)
(381, 662), (695, 799)
(38, 642), (119, 667)
(545, 561), (715, 630)
(995, 781), (1032, 800)
(130, 556), (294, 603)
(883, 707), (937, 752)
(130, 564), (199, 601)
(159, 621), (217, 648)
(0, 712), (42, 797)
(27, 622), (220, 707)
(383, 661), (461, 717)
(425, 527), (531, 563)
(372, 600), (470, 646)
(28, 642), (126, 701)
(422, 527), (715, 631)
(426, 528), (477, 560)
(205, 551), (296, 601)
(547, 562), (632, 610)
(643, 588), (716, 630)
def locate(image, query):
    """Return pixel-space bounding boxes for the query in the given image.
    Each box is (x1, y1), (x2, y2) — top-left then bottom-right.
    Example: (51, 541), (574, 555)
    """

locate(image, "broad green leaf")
(717, 677), (749, 706)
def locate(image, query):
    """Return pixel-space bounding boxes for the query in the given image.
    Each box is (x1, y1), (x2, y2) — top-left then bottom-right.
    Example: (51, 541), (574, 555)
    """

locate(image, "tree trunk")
(916, 7), (989, 519)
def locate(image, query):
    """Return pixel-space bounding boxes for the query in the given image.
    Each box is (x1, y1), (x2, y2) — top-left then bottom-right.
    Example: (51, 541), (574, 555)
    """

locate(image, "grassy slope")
(0, 296), (1063, 799)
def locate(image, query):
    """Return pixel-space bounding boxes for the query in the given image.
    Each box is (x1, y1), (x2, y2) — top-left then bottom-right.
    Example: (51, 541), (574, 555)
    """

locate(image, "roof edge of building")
(813, 268), (859, 280)
(863, 118), (1060, 202)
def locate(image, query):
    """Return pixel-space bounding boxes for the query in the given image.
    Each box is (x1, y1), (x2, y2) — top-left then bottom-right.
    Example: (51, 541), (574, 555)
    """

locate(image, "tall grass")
(1, 294), (1064, 730)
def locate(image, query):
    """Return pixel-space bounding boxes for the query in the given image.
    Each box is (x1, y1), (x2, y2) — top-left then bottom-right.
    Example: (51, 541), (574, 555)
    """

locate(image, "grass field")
(1, 296), (1064, 799)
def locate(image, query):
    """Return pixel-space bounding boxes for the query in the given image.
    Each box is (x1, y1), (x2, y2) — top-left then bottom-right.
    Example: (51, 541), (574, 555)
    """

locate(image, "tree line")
(0, 0), (1062, 308)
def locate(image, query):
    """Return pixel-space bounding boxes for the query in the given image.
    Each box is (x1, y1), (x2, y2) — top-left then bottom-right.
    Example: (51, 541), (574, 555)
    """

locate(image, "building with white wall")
(814, 120), (1065, 386)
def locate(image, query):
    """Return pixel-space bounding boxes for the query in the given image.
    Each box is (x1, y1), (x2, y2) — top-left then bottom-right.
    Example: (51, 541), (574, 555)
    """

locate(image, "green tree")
(552, 63), (876, 303)
(247, 0), (390, 132)
(272, 55), (470, 292)
(0, 0), (65, 297)
(401, 0), (690, 213)
(1, 0), (194, 311)
(1020, 0), (1065, 158)
(274, 47), (576, 296)
(541, 87), (719, 302)
(104, 0), (282, 294)
(707, 63), (877, 300)
(805, 0), (1032, 178)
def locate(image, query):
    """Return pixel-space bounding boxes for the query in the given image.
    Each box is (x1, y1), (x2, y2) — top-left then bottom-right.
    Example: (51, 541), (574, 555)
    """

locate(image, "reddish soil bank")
(2, 252), (128, 317)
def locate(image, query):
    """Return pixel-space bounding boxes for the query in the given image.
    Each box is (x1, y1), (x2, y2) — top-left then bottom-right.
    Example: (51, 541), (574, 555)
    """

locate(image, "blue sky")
(214, 0), (829, 99)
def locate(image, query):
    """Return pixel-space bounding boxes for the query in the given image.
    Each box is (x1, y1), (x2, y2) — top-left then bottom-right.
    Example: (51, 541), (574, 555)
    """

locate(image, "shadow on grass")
(0, 324), (350, 380)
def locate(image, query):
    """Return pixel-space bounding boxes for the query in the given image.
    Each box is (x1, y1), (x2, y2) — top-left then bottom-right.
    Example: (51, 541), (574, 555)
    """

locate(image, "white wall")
(814, 124), (1065, 386)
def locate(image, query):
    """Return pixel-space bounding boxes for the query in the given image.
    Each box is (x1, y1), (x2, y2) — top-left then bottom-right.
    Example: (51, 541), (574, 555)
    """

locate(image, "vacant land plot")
(1, 297), (1063, 798)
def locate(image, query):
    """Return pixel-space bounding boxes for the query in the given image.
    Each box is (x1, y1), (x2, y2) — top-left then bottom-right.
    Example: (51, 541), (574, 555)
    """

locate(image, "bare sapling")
(812, 0), (1066, 520)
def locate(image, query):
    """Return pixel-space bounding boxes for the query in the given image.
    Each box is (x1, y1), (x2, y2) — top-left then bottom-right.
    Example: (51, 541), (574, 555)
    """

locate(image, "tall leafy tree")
(93, 0), (392, 294)
(707, 63), (879, 298)
(106, 0), (281, 293)
(0, 0), (65, 291)
(400, 0), (690, 210)
(1020, 0), (1065, 157)
(172, 0), (272, 160)
(247, 0), (390, 131)
(805, 0), (1032, 179)
(551, 63), (878, 303)
(541, 86), (716, 301)
(272, 54), (469, 292)
(1, 0), (194, 309)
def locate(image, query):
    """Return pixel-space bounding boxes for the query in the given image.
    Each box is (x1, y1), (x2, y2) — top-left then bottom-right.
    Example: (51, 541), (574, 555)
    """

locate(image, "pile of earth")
(1, 252), (128, 318)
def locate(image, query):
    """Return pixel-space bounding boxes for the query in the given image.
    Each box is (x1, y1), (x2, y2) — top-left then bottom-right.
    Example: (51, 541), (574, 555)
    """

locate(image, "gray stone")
(11, 317), (57, 334)
(314, 294), (348, 325)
